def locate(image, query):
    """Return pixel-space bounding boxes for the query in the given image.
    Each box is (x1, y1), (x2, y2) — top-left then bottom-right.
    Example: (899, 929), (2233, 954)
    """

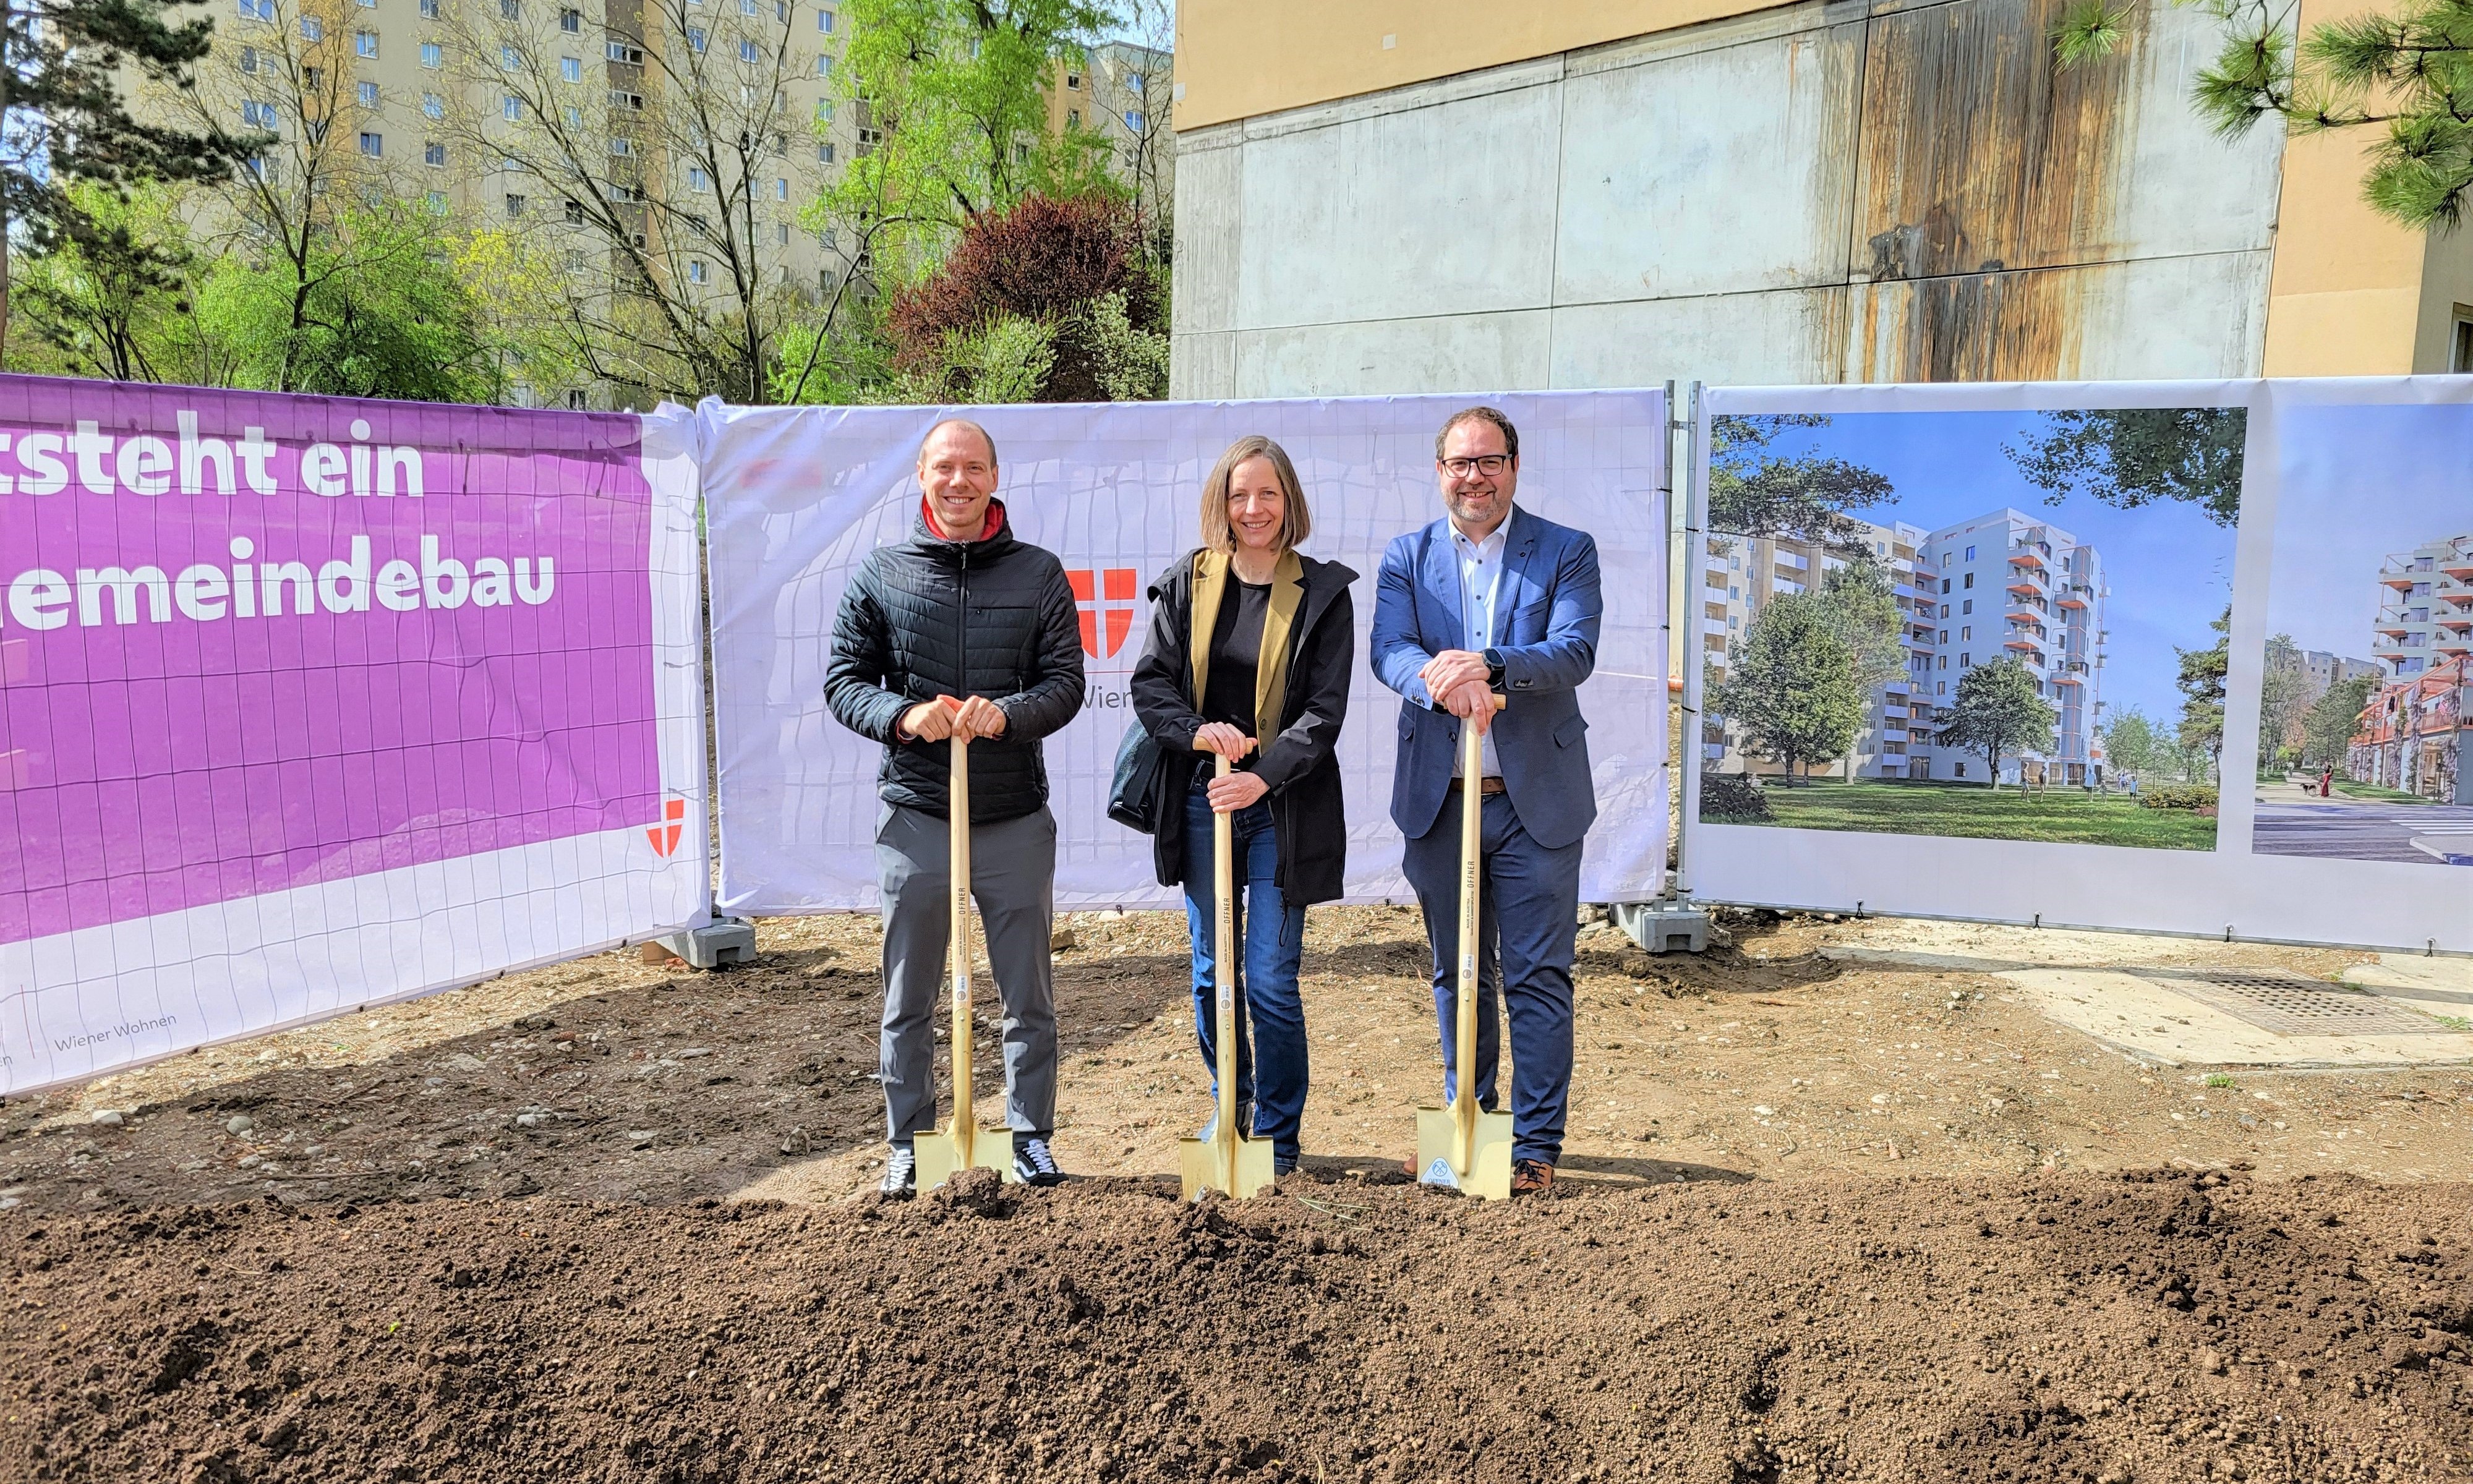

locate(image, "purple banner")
(0, 376), (662, 947)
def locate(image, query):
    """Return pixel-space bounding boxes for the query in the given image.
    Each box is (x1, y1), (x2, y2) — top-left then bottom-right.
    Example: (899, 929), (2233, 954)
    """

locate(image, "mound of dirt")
(7, 1170), (2471, 1483)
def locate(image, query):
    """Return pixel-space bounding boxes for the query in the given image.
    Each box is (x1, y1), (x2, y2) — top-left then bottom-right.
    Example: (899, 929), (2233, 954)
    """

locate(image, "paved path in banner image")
(2253, 798), (2473, 864)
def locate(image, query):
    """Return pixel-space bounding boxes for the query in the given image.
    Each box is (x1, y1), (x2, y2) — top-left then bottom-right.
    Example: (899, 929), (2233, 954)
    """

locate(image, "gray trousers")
(876, 802), (1059, 1146)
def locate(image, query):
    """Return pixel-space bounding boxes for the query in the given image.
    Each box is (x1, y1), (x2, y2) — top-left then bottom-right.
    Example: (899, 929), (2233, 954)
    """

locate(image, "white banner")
(702, 393), (1669, 914)
(1681, 377), (2472, 954)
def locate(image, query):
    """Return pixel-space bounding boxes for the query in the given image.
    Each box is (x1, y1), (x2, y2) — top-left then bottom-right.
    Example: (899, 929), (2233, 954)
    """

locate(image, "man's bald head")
(920, 418), (997, 469)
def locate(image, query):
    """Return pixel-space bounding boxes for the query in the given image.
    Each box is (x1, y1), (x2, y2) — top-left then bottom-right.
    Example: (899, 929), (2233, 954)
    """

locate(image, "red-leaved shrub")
(886, 193), (1161, 402)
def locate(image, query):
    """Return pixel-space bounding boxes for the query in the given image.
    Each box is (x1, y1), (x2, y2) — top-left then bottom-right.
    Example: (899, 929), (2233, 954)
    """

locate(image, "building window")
(1937, 629), (1948, 643)
(564, 104), (583, 126)
(355, 28), (378, 56)
(688, 166), (711, 190)
(568, 389), (589, 409)
(1963, 599), (1975, 614)
(1124, 109), (1143, 131)
(1066, 70), (1081, 89)
(1127, 70), (1144, 92)
(425, 140), (446, 165)
(814, 98), (834, 122)
(301, 14), (323, 38)
(501, 43), (522, 67)
(1963, 573), (1974, 589)
(609, 135), (633, 155)
(358, 80), (380, 106)
(506, 193), (527, 215)
(777, 221), (790, 244)
(237, 0), (274, 20)
(1960, 625), (1970, 640)
(239, 44), (260, 72)
(817, 140), (835, 163)
(503, 94), (522, 119)
(1959, 652), (1970, 667)
(608, 40), (644, 64)
(1937, 681), (1947, 696)
(688, 258), (707, 284)
(359, 130), (383, 156)
(2453, 309), (2473, 373)
(687, 27), (706, 50)
(1066, 108), (1080, 127)
(562, 6), (581, 28)
(817, 6), (833, 28)
(771, 131), (787, 155)
(1939, 578), (1950, 593)
(740, 38), (760, 61)
(774, 176), (787, 200)
(560, 55), (581, 80)
(414, 90), (443, 119)
(422, 40), (443, 66)
(814, 53), (831, 75)
(566, 199), (586, 223)
(239, 98), (274, 129)
(1965, 544), (1977, 560)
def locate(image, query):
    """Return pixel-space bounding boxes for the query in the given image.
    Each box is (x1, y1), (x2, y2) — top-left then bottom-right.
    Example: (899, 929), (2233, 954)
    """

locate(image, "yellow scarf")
(1187, 547), (1304, 753)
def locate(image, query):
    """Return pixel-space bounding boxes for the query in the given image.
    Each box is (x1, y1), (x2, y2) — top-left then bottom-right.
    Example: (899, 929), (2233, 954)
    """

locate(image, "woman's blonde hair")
(1198, 435), (1310, 553)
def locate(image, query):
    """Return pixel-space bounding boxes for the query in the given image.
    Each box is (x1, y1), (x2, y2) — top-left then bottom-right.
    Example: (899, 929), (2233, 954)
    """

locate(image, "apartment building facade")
(2374, 534), (2473, 679)
(1705, 506), (2109, 787)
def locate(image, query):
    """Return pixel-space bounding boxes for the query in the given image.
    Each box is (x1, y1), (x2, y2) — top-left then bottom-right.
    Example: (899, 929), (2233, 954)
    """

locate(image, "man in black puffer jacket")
(825, 418), (1085, 1196)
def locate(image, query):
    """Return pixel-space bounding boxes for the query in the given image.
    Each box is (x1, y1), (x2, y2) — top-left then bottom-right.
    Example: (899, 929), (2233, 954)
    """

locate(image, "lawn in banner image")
(1698, 403), (2241, 851)
(2248, 403), (2473, 868)
(1712, 778), (2221, 850)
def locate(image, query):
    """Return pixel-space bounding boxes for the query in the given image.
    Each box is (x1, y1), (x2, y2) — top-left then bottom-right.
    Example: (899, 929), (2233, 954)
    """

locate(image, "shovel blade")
(1177, 1135), (1278, 1201)
(914, 1126), (1015, 1191)
(1414, 1103), (1517, 1200)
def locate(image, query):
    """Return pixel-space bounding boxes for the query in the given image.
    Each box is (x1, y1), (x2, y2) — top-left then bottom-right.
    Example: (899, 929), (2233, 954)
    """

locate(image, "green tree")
(1707, 414), (1895, 551)
(1818, 555), (1911, 696)
(0, 0), (238, 358)
(2101, 706), (2176, 780)
(826, 0), (1122, 270)
(2257, 633), (2313, 773)
(1938, 657), (2057, 787)
(2054, 0), (2473, 229)
(1708, 592), (1868, 783)
(2301, 672), (2378, 770)
(2175, 605), (2232, 782)
(2002, 408), (2248, 527)
(196, 208), (505, 403)
(15, 179), (199, 382)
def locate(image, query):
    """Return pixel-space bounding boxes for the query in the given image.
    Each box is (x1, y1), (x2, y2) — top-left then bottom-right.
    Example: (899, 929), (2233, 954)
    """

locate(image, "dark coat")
(824, 498), (1086, 822)
(1129, 548), (1358, 905)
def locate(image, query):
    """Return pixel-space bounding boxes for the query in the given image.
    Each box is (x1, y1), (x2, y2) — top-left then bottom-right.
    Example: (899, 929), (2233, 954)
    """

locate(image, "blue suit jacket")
(1371, 504), (1602, 850)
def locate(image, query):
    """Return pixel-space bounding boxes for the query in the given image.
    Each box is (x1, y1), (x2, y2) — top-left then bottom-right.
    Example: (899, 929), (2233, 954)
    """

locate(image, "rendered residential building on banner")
(1688, 378), (2470, 954)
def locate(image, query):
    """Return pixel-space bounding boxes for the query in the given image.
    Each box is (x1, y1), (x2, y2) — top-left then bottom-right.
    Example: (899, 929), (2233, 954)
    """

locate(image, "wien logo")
(646, 798), (686, 857)
(1067, 567), (1139, 659)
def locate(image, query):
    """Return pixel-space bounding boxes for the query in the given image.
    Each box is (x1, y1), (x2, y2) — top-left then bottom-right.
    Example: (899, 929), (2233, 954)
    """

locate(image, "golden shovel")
(1417, 693), (1514, 1200)
(1180, 753), (1278, 1200)
(914, 718), (1015, 1190)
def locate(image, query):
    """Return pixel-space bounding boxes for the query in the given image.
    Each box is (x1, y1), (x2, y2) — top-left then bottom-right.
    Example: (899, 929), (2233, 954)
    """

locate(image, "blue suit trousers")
(1400, 788), (1581, 1166)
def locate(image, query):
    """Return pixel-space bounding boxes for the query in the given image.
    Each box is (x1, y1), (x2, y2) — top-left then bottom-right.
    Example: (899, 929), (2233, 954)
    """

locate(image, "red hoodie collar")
(921, 495), (1005, 543)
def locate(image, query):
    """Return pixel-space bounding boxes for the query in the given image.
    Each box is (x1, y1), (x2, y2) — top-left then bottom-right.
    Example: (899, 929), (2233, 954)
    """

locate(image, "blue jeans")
(1180, 777), (1308, 1166)
(1399, 789), (1581, 1166)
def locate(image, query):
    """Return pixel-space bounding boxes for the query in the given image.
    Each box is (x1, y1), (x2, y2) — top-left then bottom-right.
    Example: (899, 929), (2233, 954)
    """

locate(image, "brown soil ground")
(6, 907), (2473, 1482)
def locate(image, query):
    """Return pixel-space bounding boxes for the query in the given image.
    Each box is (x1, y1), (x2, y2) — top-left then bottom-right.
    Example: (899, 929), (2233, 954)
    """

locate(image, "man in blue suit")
(1372, 405), (1601, 1196)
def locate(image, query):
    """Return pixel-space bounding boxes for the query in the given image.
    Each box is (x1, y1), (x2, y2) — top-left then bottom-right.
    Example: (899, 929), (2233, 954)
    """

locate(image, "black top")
(822, 499), (1087, 822)
(1199, 578), (1271, 738)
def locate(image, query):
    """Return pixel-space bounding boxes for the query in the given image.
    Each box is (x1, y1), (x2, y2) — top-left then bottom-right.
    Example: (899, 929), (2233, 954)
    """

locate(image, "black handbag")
(1107, 720), (1169, 834)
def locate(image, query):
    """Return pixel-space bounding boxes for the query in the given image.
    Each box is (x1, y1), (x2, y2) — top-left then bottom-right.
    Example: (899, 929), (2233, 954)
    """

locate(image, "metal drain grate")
(2133, 970), (2451, 1037)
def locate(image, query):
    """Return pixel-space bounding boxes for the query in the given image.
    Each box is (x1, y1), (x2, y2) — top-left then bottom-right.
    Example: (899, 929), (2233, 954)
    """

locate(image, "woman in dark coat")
(1129, 435), (1356, 1176)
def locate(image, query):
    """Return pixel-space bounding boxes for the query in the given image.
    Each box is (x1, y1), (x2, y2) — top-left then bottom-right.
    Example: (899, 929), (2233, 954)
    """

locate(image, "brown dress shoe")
(1510, 1159), (1556, 1196)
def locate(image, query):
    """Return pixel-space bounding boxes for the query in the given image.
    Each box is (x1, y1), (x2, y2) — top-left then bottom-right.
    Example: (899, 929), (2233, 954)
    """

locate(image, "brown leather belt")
(1446, 777), (1508, 795)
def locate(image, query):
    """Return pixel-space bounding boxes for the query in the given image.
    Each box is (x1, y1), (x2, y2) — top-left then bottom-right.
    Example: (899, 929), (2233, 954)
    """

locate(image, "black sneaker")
(879, 1145), (916, 1199)
(1013, 1136), (1064, 1187)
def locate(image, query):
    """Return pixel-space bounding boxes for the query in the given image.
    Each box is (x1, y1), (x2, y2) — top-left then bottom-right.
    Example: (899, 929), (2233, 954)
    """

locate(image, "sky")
(2268, 404), (2473, 659)
(1736, 409), (2240, 723)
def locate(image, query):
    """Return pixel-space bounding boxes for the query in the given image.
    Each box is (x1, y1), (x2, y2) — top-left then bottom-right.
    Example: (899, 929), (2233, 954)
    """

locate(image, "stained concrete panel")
(1171, 128), (1247, 337)
(1228, 311), (1554, 399)
(1554, 20), (1866, 304)
(1548, 287), (1851, 389)
(1231, 83), (1565, 330)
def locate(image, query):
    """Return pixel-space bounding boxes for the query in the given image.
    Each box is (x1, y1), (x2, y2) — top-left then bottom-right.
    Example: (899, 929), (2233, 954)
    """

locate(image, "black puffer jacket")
(1129, 550), (1357, 905)
(824, 499), (1085, 822)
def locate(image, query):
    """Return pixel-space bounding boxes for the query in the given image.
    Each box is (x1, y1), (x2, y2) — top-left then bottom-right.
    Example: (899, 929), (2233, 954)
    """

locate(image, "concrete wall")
(1170, 0), (2287, 399)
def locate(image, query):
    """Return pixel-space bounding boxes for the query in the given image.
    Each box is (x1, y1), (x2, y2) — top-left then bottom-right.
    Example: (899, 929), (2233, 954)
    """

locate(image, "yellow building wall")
(1172, 0), (1794, 129)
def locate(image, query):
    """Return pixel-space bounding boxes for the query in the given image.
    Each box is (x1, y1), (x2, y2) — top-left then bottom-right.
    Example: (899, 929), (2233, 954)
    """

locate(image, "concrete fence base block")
(656, 919), (758, 970)
(1613, 900), (1711, 955)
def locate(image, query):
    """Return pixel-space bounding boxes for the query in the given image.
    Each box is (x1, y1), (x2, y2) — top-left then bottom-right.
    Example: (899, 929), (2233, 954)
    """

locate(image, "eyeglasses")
(1440, 454), (1512, 478)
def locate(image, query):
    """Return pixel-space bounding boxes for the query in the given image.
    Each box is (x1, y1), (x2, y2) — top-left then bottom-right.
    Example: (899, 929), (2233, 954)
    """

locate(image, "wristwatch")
(1483, 647), (1506, 688)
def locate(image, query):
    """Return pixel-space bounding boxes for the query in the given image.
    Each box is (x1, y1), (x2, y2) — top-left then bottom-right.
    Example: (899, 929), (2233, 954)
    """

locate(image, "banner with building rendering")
(1683, 378), (2472, 954)
(0, 378), (711, 1095)
(699, 392), (1669, 913)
